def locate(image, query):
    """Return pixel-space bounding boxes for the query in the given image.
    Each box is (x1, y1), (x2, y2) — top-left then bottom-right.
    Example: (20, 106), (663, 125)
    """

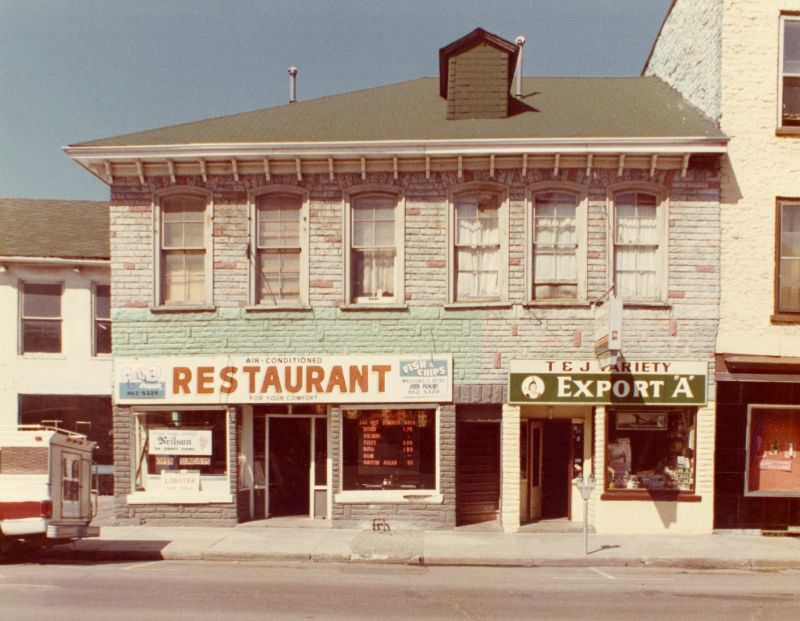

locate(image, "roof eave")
(65, 135), (728, 163)
(0, 256), (110, 266)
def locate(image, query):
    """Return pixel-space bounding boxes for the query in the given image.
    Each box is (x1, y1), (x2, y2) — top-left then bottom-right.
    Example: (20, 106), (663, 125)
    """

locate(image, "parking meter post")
(573, 476), (595, 556)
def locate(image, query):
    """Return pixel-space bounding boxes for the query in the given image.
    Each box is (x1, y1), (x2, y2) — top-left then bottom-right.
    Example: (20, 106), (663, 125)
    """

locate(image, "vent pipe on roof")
(288, 66), (298, 103)
(514, 36), (526, 98)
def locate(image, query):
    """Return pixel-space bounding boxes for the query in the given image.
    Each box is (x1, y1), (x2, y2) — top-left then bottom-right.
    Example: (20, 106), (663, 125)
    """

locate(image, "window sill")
(525, 301), (592, 309)
(601, 491), (701, 502)
(244, 304), (311, 313)
(18, 353), (66, 360)
(338, 303), (409, 312)
(770, 313), (800, 324)
(775, 126), (800, 137)
(622, 302), (672, 311)
(126, 492), (234, 505)
(444, 301), (512, 310)
(334, 490), (443, 504)
(149, 304), (216, 314)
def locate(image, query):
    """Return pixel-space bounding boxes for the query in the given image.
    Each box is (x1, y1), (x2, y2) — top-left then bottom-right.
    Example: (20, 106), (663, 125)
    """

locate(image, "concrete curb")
(29, 546), (800, 571)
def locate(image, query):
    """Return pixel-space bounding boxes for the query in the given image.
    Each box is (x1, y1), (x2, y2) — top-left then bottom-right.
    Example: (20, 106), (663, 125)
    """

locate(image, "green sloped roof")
(0, 198), (109, 259)
(74, 76), (724, 147)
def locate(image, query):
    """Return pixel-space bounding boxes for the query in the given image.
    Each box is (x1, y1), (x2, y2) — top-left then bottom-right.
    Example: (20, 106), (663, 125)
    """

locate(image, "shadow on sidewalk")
(17, 539), (174, 564)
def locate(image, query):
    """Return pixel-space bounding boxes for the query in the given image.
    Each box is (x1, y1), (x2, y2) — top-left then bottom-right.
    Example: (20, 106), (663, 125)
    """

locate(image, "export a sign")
(508, 359), (707, 406)
(115, 354), (452, 405)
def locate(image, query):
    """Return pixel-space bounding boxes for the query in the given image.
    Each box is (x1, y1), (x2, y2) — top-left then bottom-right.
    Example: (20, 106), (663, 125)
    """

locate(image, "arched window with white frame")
(532, 191), (580, 301)
(158, 192), (210, 306)
(453, 191), (503, 302)
(255, 193), (303, 306)
(349, 193), (399, 304)
(613, 191), (663, 301)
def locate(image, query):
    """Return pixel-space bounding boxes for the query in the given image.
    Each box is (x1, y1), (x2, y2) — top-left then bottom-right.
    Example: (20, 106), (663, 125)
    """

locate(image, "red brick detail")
(214, 262), (238, 270)
(668, 291), (686, 299)
(124, 263), (138, 270)
(407, 208), (421, 216)
(587, 250), (603, 259)
(310, 280), (334, 289)
(494, 352), (502, 369)
(426, 259), (446, 268)
(509, 258), (521, 267)
(511, 324), (518, 337)
(126, 301), (148, 308)
(669, 319), (678, 337)
(128, 204), (151, 212)
(695, 265), (716, 273)
(573, 330), (582, 347)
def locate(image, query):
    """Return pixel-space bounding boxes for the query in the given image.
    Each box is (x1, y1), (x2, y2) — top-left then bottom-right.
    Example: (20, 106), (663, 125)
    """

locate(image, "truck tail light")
(39, 500), (52, 519)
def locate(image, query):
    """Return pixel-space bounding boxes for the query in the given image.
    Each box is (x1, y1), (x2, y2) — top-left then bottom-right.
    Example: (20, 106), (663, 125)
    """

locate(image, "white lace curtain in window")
(614, 193), (658, 300)
(455, 194), (500, 300)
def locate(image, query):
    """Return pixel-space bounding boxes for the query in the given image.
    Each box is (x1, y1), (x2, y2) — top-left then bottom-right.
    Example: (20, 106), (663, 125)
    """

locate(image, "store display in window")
(606, 409), (695, 492)
(747, 407), (800, 495)
(342, 408), (435, 490)
(134, 411), (227, 492)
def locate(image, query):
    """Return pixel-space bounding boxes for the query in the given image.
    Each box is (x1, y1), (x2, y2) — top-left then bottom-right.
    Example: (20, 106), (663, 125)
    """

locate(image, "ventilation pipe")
(288, 66), (298, 103)
(514, 36), (526, 98)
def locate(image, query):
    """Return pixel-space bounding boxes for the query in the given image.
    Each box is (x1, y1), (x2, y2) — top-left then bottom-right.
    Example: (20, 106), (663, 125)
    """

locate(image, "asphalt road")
(0, 560), (798, 620)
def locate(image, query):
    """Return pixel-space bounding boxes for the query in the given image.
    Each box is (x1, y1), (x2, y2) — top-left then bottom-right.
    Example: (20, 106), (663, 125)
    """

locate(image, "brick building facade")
(69, 28), (726, 532)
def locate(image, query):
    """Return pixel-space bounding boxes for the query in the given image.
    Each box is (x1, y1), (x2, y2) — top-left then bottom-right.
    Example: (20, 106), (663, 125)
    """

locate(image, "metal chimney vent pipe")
(288, 66), (298, 103)
(514, 36), (526, 98)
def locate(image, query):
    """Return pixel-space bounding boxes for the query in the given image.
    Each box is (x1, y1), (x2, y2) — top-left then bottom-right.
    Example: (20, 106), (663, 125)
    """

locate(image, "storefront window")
(747, 406), (800, 496)
(135, 410), (227, 492)
(342, 408), (435, 490)
(606, 409), (695, 492)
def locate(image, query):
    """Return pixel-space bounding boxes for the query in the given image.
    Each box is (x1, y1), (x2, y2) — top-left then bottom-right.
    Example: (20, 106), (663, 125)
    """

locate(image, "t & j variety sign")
(115, 354), (452, 405)
(508, 359), (707, 406)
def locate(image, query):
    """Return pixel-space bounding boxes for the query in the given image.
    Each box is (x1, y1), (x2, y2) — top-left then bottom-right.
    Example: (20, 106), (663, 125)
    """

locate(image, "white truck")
(0, 425), (99, 555)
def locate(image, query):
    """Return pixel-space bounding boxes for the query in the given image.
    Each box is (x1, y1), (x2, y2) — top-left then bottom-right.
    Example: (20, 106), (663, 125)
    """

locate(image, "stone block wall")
(108, 165), (720, 526)
(644, 0), (722, 121)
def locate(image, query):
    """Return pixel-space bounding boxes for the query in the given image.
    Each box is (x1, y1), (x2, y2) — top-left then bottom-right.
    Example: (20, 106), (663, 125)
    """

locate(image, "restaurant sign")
(115, 354), (452, 405)
(508, 360), (707, 406)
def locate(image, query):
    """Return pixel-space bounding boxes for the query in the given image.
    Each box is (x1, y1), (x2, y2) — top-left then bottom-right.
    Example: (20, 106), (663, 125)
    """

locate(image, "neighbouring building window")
(342, 408), (436, 490)
(532, 192), (578, 300)
(134, 410), (228, 493)
(159, 194), (207, 305)
(454, 192), (502, 301)
(21, 282), (62, 353)
(350, 194), (397, 303)
(94, 284), (111, 355)
(256, 194), (302, 305)
(777, 200), (800, 314)
(606, 409), (695, 493)
(781, 15), (800, 128)
(613, 192), (661, 301)
(746, 406), (800, 496)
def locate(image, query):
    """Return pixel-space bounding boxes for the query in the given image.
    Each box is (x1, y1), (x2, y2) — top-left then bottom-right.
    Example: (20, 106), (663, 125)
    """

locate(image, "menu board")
(359, 410), (424, 470)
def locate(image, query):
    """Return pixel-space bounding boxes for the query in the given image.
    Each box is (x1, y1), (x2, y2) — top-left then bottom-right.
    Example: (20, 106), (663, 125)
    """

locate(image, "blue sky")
(0, 0), (671, 200)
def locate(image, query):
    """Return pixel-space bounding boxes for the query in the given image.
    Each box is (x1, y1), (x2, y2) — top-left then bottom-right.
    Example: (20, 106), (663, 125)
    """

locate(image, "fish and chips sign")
(115, 354), (452, 405)
(509, 359), (707, 406)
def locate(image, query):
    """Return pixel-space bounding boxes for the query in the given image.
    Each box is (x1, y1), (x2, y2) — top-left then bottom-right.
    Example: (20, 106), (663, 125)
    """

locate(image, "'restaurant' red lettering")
(173, 367), (192, 394)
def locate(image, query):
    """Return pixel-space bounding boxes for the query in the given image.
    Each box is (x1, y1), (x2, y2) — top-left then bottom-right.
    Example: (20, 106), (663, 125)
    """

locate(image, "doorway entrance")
(520, 419), (572, 523)
(456, 421), (500, 526)
(252, 407), (328, 520)
(269, 418), (310, 516)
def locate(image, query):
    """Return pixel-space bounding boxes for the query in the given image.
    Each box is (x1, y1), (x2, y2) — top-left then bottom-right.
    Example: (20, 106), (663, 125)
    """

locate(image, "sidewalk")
(41, 525), (800, 570)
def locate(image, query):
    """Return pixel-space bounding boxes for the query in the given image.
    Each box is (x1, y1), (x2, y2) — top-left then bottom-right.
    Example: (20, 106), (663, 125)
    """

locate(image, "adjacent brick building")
(68, 28), (725, 532)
